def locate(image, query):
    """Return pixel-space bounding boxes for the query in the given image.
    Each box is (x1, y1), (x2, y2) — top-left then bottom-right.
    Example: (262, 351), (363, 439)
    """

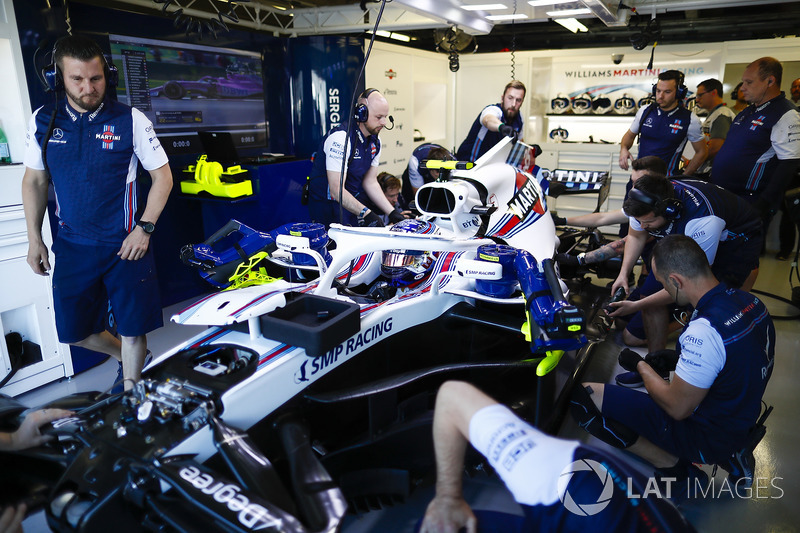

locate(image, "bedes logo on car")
(179, 465), (282, 529)
(97, 125), (121, 150)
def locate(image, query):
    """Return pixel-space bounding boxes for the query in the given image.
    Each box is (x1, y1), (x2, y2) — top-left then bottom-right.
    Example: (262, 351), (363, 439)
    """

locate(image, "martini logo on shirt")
(750, 115), (766, 131)
(97, 125), (121, 150)
(669, 120), (684, 134)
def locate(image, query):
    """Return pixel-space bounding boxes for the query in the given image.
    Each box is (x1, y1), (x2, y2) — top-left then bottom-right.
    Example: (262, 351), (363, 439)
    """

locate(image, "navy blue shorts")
(603, 384), (732, 464)
(624, 268), (663, 341)
(52, 236), (163, 343)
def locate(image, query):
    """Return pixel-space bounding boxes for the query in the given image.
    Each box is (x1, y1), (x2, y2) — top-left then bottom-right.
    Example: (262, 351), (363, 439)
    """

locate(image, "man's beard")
(66, 88), (104, 113)
(504, 107), (518, 120)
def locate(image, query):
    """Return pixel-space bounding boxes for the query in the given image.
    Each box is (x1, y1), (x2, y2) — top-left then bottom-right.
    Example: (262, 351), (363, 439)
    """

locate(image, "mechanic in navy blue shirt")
(618, 70), (707, 177)
(420, 381), (695, 533)
(307, 89), (401, 228)
(711, 57), (800, 226)
(22, 35), (173, 392)
(608, 174), (762, 352)
(575, 235), (774, 498)
(401, 143), (453, 206)
(456, 80), (525, 163)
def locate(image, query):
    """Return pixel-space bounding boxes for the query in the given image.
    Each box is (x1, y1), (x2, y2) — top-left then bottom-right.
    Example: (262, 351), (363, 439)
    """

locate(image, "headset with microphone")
(41, 38), (119, 93)
(353, 87), (394, 129)
(629, 186), (683, 220)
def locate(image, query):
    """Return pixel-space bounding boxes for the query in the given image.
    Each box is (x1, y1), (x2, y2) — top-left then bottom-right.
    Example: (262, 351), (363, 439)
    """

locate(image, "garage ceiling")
(71, 0), (800, 53)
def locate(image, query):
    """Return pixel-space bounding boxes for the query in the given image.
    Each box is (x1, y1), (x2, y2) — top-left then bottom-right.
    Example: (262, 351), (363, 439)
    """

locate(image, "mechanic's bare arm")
(421, 381), (497, 533)
(22, 166), (52, 275)
(639, 365), (709, 420)
(682, 139), (708, 176)
(584, 237), (627, 263)
(618, 130), (636, 170)
(480, 113), (504, 132)
(608, 287), (674, 318)
(611, 226), (647, 296)
(118, 163), (174, 260)
(563, 209), (627, 228)
(362, 166), (396, 216)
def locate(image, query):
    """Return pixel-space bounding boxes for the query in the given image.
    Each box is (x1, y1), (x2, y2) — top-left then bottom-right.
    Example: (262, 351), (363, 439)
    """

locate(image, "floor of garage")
(16, 253), (800, 532)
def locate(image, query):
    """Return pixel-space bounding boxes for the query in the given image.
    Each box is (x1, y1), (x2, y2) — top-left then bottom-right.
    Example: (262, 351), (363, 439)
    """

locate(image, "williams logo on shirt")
(97, 125), (121, 150)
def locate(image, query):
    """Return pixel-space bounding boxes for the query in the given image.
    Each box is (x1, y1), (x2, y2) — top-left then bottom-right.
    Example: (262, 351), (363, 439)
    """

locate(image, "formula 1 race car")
(0, 138), (610, 532)
(149, 71), (263, 100)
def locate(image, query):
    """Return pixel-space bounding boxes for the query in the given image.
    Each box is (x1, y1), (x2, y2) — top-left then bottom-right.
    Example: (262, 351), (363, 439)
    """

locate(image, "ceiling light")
(528, 0), (578, 6)
(367, 30), (412, 42)
(554, 17), (588, 32)
(546, 8), (591, 16)
(487, 13), (529, 20)
(462, 3), (508, 10)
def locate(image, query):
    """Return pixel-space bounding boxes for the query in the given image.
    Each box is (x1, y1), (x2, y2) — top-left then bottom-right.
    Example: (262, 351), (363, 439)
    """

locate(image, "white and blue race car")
(1, 137), (612, 532)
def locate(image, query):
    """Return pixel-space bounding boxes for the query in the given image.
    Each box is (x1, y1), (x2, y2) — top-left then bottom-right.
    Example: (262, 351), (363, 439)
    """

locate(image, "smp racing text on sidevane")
(295, 318), (394, 383)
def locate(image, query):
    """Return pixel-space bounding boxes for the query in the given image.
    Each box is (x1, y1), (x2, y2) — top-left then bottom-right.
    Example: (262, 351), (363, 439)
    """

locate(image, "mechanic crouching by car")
(307, 88), (404, 228)
(420, 381), (696, 532)
(607, 174), (763, 357)
(572, 235), (775, 502)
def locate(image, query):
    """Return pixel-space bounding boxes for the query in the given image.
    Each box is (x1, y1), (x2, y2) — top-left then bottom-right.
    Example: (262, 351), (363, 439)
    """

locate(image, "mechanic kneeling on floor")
(572, 235), (775, 500)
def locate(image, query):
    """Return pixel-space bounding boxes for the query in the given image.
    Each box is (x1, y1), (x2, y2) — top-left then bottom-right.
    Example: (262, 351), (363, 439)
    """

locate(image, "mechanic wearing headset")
(711, 58), (800, 249)
(607, 174), (763, 357)
(574, 235), (774, 501)
(307, 88), (402, 228)
(456, 80), (526, 163)
(22, 34), (172, 394)
(554, 155), (667, 267)
(618, 70), (707, 178)
(420, 381), (695, 532)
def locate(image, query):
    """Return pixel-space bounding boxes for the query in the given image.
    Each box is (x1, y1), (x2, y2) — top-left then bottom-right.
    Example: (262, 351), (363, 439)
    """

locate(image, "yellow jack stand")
(181, 155), (253, 198)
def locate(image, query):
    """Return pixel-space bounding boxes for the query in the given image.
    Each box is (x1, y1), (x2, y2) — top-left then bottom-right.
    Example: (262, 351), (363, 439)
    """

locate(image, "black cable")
(337, 0), (388, 225)
(510, 0), (517, 80)
(750, 288), (800, 321)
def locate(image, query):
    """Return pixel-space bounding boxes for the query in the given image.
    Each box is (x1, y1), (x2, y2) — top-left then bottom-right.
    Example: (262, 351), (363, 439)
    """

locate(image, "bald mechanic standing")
(307, 88), (402, 227)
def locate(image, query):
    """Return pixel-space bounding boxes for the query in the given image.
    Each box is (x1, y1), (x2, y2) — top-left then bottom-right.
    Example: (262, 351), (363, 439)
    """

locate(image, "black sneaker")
(655, 461), (709, 504)
(615, 370), (644, 388)
(110, 350), (152, 394)
(719, 448), (756, 490)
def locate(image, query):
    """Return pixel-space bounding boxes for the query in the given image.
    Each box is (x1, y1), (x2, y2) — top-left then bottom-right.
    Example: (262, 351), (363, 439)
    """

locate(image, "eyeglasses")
(695, 91), (710, 98)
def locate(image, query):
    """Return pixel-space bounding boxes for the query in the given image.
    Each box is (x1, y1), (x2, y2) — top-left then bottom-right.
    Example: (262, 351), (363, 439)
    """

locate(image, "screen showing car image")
(109, 34), (267, 155)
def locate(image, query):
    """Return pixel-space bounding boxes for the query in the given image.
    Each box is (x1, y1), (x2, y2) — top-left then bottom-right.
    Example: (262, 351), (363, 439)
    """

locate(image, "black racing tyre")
(163, 81), (186, 100)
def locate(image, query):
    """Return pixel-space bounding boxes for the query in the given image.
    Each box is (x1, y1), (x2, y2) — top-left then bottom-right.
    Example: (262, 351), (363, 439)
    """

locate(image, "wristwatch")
(137, 220), (156, 234)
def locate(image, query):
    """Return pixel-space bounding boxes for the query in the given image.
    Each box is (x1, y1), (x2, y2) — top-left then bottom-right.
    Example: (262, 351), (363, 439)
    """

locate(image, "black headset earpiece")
(671, 278), (679, 289)
(651, 71), (688, 101)
(629, 186), (683, 219)
(42, 39), (118, 93)
(354, 87), (378, 123)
